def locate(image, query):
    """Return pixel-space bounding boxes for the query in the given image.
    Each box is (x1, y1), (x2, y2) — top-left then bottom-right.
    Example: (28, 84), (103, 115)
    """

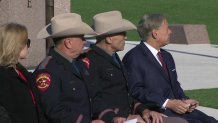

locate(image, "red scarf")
(16, 69), (36, 106)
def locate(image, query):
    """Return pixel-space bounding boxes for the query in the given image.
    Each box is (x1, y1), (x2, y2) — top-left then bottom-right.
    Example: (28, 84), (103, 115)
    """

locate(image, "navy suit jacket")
(123, 42), (188, 109)
(123, 42), (218, 123)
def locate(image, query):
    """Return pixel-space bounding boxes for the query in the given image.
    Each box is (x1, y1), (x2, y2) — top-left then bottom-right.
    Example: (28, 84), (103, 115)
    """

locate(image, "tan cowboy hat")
(37, 13), (96, 39)
(93, 11), (136, 36)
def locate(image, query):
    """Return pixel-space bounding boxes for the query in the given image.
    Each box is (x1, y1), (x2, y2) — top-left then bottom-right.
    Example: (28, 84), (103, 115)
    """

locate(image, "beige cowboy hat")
(37, 13), (96, 39)
(93, 11), (136, 36)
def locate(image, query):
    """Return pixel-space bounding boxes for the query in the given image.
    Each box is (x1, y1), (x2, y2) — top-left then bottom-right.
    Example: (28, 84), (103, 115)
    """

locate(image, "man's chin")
(164, 40), (170, 46)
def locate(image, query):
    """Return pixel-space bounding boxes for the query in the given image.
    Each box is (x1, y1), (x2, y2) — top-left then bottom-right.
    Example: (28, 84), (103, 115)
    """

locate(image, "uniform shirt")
(32, 48), (91, 123)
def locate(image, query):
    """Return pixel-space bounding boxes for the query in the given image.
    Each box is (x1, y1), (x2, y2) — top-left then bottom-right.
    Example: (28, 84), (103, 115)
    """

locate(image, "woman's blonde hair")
(0, 23), (28, 67)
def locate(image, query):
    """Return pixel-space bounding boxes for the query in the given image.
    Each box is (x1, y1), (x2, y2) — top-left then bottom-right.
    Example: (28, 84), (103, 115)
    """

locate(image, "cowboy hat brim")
(37, 22), (96, 39)
(95, 19), (136, 36)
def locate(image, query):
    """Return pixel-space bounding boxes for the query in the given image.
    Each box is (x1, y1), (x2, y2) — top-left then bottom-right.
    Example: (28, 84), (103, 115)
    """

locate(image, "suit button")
(72, 88), (76, 91)
(89, 98), (92, 102)
(110, 74), (113, 76)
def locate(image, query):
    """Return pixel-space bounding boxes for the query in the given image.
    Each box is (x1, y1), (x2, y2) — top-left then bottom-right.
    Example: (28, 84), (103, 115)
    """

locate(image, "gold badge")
(36, 73), (51, 92)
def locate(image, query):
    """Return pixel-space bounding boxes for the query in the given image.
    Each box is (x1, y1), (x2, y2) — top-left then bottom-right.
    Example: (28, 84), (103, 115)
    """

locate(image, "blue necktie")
(72, 61), (81, 77)
(112, 53), (120, 67)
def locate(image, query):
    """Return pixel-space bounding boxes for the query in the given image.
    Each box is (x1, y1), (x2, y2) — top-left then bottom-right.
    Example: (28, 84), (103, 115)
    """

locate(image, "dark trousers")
(163, 117), (188, 123)
(164, 109), (218, 123)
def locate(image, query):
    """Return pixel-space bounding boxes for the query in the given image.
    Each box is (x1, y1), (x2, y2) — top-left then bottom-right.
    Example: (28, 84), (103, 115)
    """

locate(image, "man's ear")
(151, 29), (158, 39)
(64, 38), (72, 49)
(105, 36), (112, 44)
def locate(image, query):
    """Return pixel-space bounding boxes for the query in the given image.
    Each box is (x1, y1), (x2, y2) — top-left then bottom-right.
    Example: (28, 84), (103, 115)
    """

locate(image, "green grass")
(185, 88), (218, 109)
(71, 0), (218, 44)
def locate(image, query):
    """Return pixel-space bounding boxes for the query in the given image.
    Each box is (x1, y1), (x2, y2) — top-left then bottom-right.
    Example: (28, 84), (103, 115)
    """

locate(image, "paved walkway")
(117, 41), (218, 120)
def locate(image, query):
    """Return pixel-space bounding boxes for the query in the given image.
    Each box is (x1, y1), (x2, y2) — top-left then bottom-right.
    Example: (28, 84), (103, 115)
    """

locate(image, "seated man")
(81, 11), (188, 123)
(32, 13), (104, 123)
(123, 13), (218, 123)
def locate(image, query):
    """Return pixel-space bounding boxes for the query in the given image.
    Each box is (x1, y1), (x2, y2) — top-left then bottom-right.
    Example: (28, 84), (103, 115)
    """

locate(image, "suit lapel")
(161, 50), (175, 85)
(139, 42), (170, 81)
(161, 50), (179, 98)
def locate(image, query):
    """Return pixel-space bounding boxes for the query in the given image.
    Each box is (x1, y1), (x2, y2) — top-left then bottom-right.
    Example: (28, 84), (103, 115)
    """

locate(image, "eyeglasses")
(27, 39), (31, 48)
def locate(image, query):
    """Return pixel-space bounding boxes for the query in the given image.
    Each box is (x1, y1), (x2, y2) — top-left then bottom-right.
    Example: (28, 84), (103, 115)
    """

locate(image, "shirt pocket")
(100, 67), (115, 81)
(61, 79), (87, 102)
(62, 78), (82, 93)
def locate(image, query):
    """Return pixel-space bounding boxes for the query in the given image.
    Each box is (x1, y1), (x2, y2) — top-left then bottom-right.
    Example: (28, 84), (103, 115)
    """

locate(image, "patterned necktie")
(157, 52), (169, 77)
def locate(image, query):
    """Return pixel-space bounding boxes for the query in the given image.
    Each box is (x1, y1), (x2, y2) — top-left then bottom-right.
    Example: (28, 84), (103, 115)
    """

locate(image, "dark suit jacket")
(123, 42), (218, 123)
(123, 42), (188, 108)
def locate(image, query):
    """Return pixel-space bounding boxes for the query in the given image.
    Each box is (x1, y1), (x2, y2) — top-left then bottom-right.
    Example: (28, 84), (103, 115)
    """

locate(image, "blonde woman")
(0, 23), (38, 123)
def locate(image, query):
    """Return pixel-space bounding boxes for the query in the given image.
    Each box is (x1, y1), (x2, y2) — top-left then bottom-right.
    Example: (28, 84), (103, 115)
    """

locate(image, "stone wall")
(0, 0), (70, 68)
(169, 24), (210, 44)
(54, 0), (70, 15)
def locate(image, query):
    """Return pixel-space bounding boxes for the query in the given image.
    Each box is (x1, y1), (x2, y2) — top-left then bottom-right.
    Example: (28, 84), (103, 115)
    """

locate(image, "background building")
(0, 0), (70, 68)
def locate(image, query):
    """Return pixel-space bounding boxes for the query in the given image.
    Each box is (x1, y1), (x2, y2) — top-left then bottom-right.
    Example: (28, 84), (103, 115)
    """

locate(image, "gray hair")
(137, 14), (166, 41)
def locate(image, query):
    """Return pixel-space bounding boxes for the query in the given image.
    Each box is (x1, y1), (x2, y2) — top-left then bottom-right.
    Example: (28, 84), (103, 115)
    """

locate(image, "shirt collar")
(143, 42), (159, 56)
(54, 47), (74, 63)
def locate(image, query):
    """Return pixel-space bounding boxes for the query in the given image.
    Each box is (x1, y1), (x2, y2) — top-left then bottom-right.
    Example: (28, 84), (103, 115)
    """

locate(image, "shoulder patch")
(82, 57), (90, 69)
(36, 73), (51, 92)
(38, 56), (52, 70)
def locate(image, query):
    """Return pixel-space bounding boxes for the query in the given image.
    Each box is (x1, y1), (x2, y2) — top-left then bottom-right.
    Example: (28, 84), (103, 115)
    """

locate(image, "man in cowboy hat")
(32, 13), (104, 123)
(81, 11), (188, 123)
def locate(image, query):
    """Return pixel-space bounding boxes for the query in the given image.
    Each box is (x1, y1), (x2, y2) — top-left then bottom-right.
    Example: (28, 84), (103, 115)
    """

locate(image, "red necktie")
(157, 52), (169, 77)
